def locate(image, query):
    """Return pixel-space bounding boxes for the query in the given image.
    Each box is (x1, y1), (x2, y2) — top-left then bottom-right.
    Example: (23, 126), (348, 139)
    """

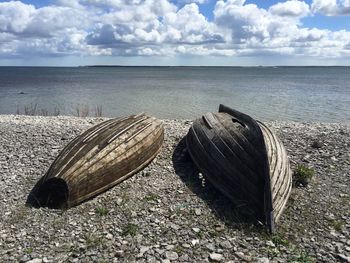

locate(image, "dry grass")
(15, 104), (102, 117)
(16, 104), (60, 116)
(94, 105), (103, 117)
(24, 103), (38, 115)
(76, 105), (89, 117)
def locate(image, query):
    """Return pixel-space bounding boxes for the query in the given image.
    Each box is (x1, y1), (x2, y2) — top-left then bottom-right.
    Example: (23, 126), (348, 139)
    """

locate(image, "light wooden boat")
(186, 104), (292, 232)
(27, 113), (164, 209)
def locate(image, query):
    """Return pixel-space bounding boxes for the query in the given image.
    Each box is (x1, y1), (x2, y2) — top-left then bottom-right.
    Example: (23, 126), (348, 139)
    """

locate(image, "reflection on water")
(0, 66), (349, 122)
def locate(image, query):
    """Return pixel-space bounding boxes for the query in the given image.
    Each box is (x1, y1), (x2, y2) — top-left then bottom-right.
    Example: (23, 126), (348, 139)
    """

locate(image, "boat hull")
(27, 113), (164, 209)
(186, 104), (291, 232)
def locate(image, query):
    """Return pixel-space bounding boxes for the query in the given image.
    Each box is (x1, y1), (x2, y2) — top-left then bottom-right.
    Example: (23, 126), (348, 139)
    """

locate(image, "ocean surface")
(0, 66), (349, 122)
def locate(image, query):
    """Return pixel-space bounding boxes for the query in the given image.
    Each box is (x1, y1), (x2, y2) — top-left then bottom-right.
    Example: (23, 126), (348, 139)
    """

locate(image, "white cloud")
(0, 1), (35, 33)
(25, 6), (88, 37)
(213, 0), (350, 58)
(214, 1), (272, 43)
(0, 0), (350, 62)
(162, 3), (223, 44)
(0, 1), (88, 37)
(86, 2), (223, 56)
(269, 0), (310, 17)
(311, 0), (350, 15)
(0, 1), (91, 58)
(294, 28), (326, 42)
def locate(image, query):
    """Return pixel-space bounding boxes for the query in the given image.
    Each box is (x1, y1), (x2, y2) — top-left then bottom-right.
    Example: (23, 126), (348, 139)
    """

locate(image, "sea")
(0, 66), (349, 122)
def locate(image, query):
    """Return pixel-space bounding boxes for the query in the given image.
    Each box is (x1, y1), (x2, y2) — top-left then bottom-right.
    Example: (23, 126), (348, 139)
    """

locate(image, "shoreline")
(0, 115), (349, 262)
(1, 114), (349, 124)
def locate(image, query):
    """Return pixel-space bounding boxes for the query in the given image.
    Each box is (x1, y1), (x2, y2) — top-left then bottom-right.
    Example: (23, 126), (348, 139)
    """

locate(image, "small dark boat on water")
(27, 113), (164, 209)
(186, 104), (292, 232)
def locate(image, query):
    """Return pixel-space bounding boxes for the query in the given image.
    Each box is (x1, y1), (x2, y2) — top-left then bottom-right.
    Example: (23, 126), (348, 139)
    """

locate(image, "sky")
(0, 0), (350, 66)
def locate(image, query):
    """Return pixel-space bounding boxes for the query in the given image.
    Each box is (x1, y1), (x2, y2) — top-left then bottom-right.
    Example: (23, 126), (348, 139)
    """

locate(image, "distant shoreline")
(1, 65), (350, 68)
(0, 114), (349, 125)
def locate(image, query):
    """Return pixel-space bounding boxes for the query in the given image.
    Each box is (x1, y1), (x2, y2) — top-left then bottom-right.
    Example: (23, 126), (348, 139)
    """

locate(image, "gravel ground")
(0, 115), (349, 263)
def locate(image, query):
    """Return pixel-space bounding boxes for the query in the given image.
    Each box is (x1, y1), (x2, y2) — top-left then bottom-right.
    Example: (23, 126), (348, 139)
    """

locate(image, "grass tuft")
(94, 105), (103, 117)
(24, 103), (38, 115)
(95, 207), (109, 216)
(85, 234), (103, 248)
(291, 251), (315, 263)
(329, 220), (343, 231)
(293, 165), (315, 187)
(121, 223), (138, 237)
(143, 193), (159, 202)
(76, 104), (89, 117)
(272, 234), (289, 247)
(15, 103), (104, 117)
(25, 247), (33, 254)
(16, 104), (60, 116)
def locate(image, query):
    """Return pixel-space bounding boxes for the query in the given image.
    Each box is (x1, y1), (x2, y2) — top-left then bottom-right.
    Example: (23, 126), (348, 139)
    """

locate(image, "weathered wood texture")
(186, 104), (291, 232)
(258, 121), (292, 223)
(27, 113), (164, 209)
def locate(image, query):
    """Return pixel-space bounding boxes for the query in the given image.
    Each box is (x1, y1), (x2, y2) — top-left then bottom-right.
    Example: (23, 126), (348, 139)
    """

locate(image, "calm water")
(0, 66), (349, 122)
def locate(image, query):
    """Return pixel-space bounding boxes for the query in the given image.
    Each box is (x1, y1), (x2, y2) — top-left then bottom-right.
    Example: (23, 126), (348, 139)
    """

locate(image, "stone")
(191, 239), (200, 246)
(27, 259), (43, 263)
(137, 246), (150, 257)
(192, 227), (201, 233)
(194, 208), (202, 216)
(337, 254), (350, 263)
(209, 253), (223, 262)
(235, 252), (251, 262)
(206, 243), (215, 252)
(116, 198), (123, 205)
(256, 257), (270, 263)
(219, 240), (232, 249)
(179, 254), (189, 261)
(266, 241), (275, 247)
(114, 250), (124, 257)
(311, 140), (323, 149)
(165, 251), (178, 261)
(20, 255), (30, 262)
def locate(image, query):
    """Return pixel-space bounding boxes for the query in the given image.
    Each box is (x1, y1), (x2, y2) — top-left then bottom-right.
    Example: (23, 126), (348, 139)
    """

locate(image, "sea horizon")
(2, 65), (350, 68)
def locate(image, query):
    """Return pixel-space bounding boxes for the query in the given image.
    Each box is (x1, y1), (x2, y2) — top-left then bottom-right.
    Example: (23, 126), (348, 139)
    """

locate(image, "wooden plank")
(50, 116), (137, 178)
(62, 117), (156, 182)
(258, 121), (292, 225)
(70, 129), (164, 206)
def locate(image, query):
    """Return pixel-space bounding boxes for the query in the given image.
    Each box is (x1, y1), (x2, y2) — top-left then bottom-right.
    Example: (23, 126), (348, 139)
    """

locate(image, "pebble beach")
(0, 115), (349, 263)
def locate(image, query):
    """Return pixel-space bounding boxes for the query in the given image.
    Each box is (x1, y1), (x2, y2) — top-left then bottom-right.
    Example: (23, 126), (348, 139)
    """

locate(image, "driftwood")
(27, 113), (164, 209)
(186, 104), (291, 232)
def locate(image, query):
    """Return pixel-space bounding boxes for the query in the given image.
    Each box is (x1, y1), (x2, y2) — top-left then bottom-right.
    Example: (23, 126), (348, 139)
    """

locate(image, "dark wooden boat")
(27, 113), (164, 209)
(186, 104), (292, 232)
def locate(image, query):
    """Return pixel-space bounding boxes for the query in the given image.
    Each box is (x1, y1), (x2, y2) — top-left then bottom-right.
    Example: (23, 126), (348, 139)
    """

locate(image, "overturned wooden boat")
(27, 113), (164, 209)
(186, 104), (292, 232)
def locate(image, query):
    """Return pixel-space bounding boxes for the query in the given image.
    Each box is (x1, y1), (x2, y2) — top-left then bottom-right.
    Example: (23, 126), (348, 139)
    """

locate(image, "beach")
(0, 115), (349, 262)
